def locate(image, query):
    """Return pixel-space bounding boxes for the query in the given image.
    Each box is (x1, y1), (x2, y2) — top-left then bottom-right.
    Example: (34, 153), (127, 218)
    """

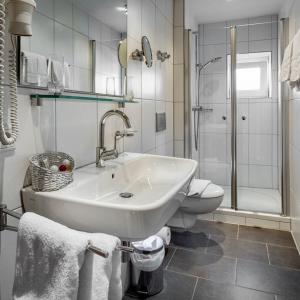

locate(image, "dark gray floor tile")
(276, 295), (300, 300)
(168, 248), (236, 284)
(193, 278), (274, 300)
(236, 259), (300, 296)
(162, 247), (176, 269)
(207, 235), (268, 263)
(268, 245), (300, 270)
(238, 226), (295, 247)
(191, 220), (238, 239)
(124, 270), (197, 300)
(171, 230), (211, 251)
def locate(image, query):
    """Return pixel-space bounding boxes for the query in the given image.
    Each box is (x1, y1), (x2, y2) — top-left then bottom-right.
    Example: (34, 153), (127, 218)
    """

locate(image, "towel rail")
(0, 204), (135, 258)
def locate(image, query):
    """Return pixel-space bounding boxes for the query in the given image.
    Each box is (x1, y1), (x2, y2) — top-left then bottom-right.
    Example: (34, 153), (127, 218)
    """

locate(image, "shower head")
(198, 56), (222, 72)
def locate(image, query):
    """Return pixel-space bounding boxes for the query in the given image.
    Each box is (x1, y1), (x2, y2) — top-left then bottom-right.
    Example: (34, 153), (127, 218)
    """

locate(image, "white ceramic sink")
(22, 153), (197, 240)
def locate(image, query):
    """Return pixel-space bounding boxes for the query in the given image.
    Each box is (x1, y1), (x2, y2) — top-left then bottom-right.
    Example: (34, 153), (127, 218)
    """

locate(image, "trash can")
(127, 235), (165, 297)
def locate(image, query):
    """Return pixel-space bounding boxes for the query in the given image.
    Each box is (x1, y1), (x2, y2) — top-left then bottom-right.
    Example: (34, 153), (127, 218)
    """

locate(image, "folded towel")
(188, 178), (211, 197)
(13, 213), (122, 300)
(280, 41), (293, 82)
(22, 51), (48, 86)
(78, 234), (122, 300)
(290, 29), (300, 85)
(13, 212), (88, 300)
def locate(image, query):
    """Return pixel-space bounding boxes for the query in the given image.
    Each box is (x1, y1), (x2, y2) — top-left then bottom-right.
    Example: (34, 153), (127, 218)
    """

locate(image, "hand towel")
(280, 41), (293, 82)
(22, 51), (47, 86)
(290, 29), (300, 85)
(188, 178), (211, 197)
(77, 234), (122, 300)
(13, 213), (122, 300)
(13, 212), (88, 300)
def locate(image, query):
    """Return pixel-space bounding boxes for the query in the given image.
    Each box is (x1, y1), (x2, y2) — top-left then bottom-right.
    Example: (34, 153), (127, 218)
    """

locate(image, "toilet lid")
(200, 183), (224, 199)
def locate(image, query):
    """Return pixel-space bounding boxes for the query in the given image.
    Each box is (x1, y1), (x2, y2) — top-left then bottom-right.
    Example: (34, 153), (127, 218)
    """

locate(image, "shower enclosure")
(185, 17), (285, 215)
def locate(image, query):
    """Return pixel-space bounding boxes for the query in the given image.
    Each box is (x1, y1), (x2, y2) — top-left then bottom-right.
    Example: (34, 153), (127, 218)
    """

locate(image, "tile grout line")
(234, 257), (238, 285)
(190, 278), (198, 300)
(165, 247), (177, 270)
(237, 224), (240, 239)
(266, 243), (271, 265)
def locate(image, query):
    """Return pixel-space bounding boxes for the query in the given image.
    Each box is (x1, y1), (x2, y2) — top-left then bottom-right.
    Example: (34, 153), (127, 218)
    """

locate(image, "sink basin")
(22, 153), (197, 240)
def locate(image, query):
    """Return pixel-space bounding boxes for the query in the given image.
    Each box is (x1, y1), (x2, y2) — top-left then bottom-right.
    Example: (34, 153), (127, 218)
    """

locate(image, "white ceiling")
(186, 0), (292, 27)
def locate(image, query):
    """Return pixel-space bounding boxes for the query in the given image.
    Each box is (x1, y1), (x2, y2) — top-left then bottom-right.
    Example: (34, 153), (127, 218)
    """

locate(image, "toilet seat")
(191, 183), (224, 199)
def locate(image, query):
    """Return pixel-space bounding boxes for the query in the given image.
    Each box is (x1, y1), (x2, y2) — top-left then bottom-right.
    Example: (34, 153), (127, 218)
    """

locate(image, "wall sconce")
(157, 50), (171, 62)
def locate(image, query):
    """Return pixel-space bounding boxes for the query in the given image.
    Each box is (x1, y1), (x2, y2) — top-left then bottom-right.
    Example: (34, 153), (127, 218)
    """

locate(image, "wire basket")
(30, 152), (74, 192)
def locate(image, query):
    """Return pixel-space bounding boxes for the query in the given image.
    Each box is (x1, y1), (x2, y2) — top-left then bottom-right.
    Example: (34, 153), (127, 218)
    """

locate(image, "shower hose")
(0, 0), (18, 145)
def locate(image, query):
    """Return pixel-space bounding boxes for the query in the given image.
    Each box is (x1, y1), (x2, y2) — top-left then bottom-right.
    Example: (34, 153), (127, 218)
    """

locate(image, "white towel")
(280, 41), (293, 82)
(22, 51), (47, 86)
(78, 234), (122, 300)
(13, 212), (88, 300)
(13, 212), (122, 300)
(290, 29), (300, 88)
(188, 178), (211, 197)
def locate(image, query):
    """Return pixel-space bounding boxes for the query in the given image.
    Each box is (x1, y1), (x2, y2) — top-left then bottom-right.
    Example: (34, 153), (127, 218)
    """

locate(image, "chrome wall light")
(157, 50), (171, 62)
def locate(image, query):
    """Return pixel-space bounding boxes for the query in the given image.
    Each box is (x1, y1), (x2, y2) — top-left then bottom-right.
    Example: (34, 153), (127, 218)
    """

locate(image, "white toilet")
(167, 179), (224, 229)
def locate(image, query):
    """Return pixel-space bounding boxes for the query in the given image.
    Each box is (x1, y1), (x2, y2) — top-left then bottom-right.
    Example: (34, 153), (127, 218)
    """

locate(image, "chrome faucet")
(96, 109), (133, 167)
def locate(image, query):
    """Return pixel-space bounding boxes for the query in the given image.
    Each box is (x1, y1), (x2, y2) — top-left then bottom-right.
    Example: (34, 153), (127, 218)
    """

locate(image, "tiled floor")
(124, 220), (300, 299)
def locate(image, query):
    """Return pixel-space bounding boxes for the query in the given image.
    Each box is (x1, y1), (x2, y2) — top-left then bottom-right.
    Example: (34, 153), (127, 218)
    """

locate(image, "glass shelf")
(30, 94), (137, 104)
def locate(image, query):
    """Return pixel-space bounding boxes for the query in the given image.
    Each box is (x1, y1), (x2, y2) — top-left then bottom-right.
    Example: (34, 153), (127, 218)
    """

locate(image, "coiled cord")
(0, 0), (18, 145)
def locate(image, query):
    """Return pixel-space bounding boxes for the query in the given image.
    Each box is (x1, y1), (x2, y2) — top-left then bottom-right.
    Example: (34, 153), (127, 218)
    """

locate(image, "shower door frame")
(184, 20), (289, 216)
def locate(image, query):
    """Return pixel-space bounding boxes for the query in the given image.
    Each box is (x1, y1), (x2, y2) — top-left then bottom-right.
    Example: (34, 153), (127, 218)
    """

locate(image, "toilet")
(167, 179), (224, 229)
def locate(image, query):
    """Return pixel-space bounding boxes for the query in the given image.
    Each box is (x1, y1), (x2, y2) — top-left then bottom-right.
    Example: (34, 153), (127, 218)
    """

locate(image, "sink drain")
(119, 192), (133, 198)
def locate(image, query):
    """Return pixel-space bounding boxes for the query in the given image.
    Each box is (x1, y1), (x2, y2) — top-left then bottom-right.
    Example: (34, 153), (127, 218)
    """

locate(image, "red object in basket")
(59, 164), (67, 172)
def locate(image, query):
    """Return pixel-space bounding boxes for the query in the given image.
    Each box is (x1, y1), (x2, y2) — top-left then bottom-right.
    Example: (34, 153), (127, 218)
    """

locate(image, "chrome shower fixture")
(197, 56), (222, 72)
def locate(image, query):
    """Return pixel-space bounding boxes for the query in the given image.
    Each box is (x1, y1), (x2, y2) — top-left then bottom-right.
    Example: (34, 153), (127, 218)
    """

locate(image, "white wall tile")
(73, 32), (90, 69)
(249, 134), (272, 165)
(73, 6), (89, 36)
(249, 16), (272, 41)
(54, 0), (72, 28)
(249, 103), (273, 134)
(31, 13), (54, 56)
(124, 102), (142, 153)
(141, 100), (156, 152)
(54, 22), (74, 65)
(127, 0), (142, 41)
(56, 100), (97, 167)
(203, 22), (226, 45)
(36, 0), (54, 18)
(74, 67), (91, 92)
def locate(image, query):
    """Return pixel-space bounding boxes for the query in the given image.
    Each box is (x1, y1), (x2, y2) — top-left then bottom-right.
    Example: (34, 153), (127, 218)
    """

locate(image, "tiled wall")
(22, 0), (122, 94)
(194, 16), (279, 189)
(284, 0), (300, 251)
(0, 0), (174, 298)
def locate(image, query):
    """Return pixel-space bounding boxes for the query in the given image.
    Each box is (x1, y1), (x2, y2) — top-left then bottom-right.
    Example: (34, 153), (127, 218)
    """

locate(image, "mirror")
(142, 36), (153, 68)
(18, 0), (128, 96)
(118, 38), (127, 69)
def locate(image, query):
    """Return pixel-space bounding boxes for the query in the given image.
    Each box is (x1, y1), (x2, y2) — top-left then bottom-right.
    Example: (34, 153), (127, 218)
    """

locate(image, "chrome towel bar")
(0, 204), (135, 258)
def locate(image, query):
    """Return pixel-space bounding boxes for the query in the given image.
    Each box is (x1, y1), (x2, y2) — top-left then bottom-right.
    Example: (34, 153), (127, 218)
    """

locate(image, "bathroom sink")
(22, 153), (197, 240)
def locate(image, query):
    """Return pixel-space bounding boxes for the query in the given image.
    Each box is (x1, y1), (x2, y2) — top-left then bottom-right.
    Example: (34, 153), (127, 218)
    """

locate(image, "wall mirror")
(18, 0), (128, 97)
(142, 36), (153, 68)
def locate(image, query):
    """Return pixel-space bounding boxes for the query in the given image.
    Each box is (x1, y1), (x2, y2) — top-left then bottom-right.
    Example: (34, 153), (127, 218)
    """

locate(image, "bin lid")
(132, 236), (164, 254)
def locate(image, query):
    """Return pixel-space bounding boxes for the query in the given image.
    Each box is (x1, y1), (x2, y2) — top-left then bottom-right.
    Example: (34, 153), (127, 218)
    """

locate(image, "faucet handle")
(115, 129), (136, 138)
